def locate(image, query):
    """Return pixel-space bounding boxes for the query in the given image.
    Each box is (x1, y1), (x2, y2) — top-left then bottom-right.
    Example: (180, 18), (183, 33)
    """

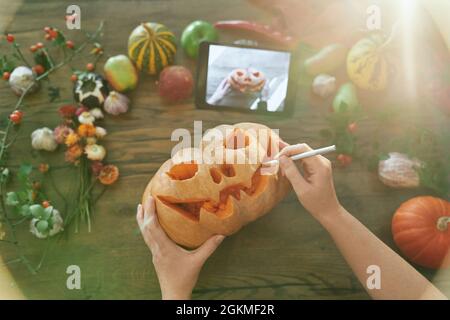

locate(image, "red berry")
(48, 29), (58, 39)
(42, 200), (50, 208)
(36, 42), (44, 49)
(30, 45), (38, 52)
(32, 64), (45, 75)
(6, 34), (14, 43)
(2, 72), (10, 80)
(44, 26), (51, 33)
(347, 122), (358, 134)
(70, 74), (78, 82)
(86, 63), (95, 71)
(45, 33), (52, 41)
(66, 40), (74, 49)
(9, 111), (23, 124)
(337, 154), (353, 167)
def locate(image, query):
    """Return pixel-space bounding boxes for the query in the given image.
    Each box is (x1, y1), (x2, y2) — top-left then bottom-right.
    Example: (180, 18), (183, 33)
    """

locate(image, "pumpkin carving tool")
(263, 145), (336, 166)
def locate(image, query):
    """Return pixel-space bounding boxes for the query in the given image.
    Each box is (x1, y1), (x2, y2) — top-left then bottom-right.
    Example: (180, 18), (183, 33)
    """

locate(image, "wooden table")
(1, 0), (449, 299)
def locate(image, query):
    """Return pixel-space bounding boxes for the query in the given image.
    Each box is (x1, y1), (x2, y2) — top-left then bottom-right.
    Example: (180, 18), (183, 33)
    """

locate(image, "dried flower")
(65, 132), (80, 147)
(77, 124), (96, 137)
(91, 161), (104, 176)
(75, 106), (88, 117)
(95, 126), (107, 139)
(85, 144), (106, 161)
(65, 144), (83, 163)
(78, 111), (95, 125)
(86, 137), (97, 145)
(38, 163), (49, 173)
(90, 108), (104, 119)
(31, 127), (58, 151)
(53, 124), (74, 144)
(29, 208), (64, 239)
(98, 165), (119, 185)
(58, 105), (77, 118)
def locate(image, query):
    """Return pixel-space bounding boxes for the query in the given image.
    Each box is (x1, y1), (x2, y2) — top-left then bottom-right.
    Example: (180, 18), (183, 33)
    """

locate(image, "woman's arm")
(278, 143), (447, 300)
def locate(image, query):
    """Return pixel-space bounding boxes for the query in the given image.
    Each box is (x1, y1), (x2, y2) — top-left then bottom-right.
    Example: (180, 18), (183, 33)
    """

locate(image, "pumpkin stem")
(436, 216), (450, 232)
(141, 23), (154, 38)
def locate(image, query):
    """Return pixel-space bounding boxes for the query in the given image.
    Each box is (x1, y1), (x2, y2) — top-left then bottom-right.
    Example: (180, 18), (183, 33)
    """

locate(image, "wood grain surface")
(0, 0), (449, 299)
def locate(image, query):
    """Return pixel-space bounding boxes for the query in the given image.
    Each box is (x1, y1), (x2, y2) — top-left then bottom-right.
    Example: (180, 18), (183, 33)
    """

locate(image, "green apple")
(181, 21), (217, 59)
(104, 54), (138, 92)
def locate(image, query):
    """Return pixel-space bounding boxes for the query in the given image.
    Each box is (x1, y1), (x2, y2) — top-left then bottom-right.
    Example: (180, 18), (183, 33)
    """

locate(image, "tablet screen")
(203, 44), (292, 113)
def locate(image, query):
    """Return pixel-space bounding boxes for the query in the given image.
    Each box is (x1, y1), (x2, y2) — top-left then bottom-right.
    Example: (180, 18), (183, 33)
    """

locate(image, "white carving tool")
(263, 145), (337, 166)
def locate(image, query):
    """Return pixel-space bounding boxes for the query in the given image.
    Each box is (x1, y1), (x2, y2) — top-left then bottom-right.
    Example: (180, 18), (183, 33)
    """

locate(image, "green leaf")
(5, 192), (19, 206)
(36, 220), (49, 233)
(20, 204), (31, 217)
(30, 204), (45, 219)
(33, 51), (52, 71)
(53, 31), (66, 46)
(48, 86), (60, 102)
(42, 206), (53, 220)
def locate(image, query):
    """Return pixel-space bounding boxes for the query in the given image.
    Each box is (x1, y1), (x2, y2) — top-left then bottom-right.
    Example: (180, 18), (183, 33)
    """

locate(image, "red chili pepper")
(214, 20), (295, 46)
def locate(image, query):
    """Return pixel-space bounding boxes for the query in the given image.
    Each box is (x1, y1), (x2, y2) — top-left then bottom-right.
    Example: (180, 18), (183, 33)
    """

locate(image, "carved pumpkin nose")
(237, 71), (244, 76)
(142, 123), (291, 248)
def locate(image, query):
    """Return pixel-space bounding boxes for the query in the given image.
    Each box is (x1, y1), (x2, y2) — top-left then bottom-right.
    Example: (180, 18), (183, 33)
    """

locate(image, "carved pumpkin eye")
(237, 71), (244, 76)
(209, 167), (222, 184)
(253, 72), (260, 77)
(166, 162), (198, 180)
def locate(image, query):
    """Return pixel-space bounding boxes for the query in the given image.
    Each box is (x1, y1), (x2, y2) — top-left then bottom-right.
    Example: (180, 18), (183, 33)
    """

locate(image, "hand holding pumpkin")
(136, 196), (225, 300)
(277, 142), (341, 223)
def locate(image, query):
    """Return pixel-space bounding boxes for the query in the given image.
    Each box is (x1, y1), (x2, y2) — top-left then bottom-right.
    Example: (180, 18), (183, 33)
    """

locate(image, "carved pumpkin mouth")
(158, 168), (268, 221)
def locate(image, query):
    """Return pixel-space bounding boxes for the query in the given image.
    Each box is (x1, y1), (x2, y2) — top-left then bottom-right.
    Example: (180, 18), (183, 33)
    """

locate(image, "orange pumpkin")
(142, 123), (291, 248)
(392, 196), (450, 269)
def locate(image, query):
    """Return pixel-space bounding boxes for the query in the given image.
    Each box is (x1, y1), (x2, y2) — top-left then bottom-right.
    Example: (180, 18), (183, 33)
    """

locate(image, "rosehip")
(9, 111), (23, 124)
(347, 122), (358, 134)
(45, 33), (52, 41)
(86, 63), (95, 71)
(30, 45), (38, 52)
(70, 74), (78, 82)
(32, 64), (45, 75)
(66, 40), (74, 49)
(6, 34), (14, 43)
(42, 200), (50, 208)
(2, 72), (10, 80)
(337, 154), (353, 167)
(44, 26), (51, 33)
(36, 42), (44, 49)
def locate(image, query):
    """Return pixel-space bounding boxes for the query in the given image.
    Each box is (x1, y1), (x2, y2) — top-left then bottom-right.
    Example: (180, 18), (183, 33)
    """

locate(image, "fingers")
(194, 235), (225, 263)
(279, 155), (308, 193)
(137, 196), (173, 251)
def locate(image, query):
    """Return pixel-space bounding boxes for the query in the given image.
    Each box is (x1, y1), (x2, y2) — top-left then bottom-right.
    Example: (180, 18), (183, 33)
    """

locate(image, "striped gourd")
(347, 34), (389, 92)
(128, 22), (177, 75)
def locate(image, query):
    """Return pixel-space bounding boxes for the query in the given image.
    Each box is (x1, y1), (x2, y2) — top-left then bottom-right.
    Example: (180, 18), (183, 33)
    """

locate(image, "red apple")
(158, 66), (194, 102)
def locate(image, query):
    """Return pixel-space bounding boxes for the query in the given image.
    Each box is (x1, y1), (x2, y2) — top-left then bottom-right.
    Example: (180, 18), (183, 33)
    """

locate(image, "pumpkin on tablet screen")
(142, 123), (291, 248)
(392, 196), (450, 269)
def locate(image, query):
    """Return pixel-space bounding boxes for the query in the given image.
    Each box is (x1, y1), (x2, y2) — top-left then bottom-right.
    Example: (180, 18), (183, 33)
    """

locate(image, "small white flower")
(95, 126), (107, 139)
(29, 209), (64, 239)
(90, 108), (104, 119)
(85, 144), (106, 161)
(31, 127), (58, 151)
(78, 111), (95, 125)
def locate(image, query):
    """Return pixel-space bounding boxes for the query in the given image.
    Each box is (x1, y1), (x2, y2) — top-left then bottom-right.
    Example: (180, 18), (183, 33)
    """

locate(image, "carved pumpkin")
(392, 196), (450, 269)
(142, 123), (291, 248)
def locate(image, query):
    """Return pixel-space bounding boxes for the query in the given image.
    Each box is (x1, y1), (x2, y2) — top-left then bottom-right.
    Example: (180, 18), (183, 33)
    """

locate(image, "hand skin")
(136, 196), (225, 300)
(277, 142), (447, 300)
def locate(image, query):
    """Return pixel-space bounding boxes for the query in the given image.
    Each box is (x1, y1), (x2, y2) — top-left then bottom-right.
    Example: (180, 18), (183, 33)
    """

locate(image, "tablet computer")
(195, 42), (298, 116)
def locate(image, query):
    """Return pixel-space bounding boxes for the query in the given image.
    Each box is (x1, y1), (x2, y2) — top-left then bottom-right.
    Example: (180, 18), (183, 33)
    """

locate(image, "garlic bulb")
(30, 209), (63, 239)
(312, 74), (336, 98)
(378, 152), (422, 188)
(9, 66), (39, 96)
(31, 127), (58, 151)
(104, 91), (130, 115)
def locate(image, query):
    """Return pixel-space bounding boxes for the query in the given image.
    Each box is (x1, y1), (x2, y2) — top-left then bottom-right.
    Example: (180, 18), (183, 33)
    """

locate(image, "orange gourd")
(142, 123), (291, 248)
(392, 196), (450, 269)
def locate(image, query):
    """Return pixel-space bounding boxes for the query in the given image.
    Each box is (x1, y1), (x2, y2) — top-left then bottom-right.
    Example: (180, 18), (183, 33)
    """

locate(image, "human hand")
(277, 142), (342, 223)
(136, 196), (225, 300)
(207, 76), (231, 105)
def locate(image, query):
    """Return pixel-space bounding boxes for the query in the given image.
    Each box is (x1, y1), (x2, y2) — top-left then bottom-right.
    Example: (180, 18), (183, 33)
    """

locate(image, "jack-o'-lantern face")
(142, 123), (291, 248)
(228, 68), (266, 93)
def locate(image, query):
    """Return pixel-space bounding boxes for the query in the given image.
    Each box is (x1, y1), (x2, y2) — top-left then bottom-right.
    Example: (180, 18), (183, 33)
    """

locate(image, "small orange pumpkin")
(392, 196), (450, 269)
(142, 123), (291, 248)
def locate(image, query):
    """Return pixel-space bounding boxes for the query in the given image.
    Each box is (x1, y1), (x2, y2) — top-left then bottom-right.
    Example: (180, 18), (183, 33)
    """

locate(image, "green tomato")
(181, 21), (217, 59)
(36, 220), (49, 233)
(30, 204), (45, 219)
(103, 54), (138, 92)
(332, 82), (360, 113)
